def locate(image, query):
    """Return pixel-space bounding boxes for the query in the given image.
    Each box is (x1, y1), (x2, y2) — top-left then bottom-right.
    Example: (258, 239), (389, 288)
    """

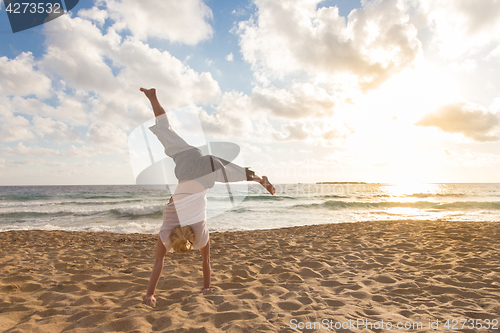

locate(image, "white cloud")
(0, 158), (134, 185)
(252, 83), (336, 119)
(87, 122), (128, 147)
(240, 142), (262, 153)
(15, 142), (60, 156)
(448, 59), (476, 72)
(40, 14), (221, 126)
(12, 158), (67, 168)
(226, 53), (234, 61)
(486, 44), (500, 60)
(460, 150), (500, 167)
(442, 148), (458, 157)
(199, 86), (351, 144)
(67, 144), (127, 157)
(0, 143), (125, 159)
(0, 145), (15, 155)
(199, 89), (337, 142)
(237, 0), (421, 90)
(77, 7), (109, 26)
(273, 121), (309, 141)
(101, 0), (213, 44)
(51, 93), (89, 125)
(67, 145), (98, 157)
(200, 81), (339, 142)
(32, 116), (81, 142)
(0, 52), (52, 98)
(323, 122), (355, 143)
(9, 94), (89, 126)
(0, 2), (224, 186)
(231, 8), (247, 17)
(0, 113), (35, 142)
(415, 102), (500, 142)
(418, 0), (500, 58)
(441, 149), (500, 167)
(40, 16), (121, 94)
(117, 39), (221, 107)
(199, 91), (259, 138)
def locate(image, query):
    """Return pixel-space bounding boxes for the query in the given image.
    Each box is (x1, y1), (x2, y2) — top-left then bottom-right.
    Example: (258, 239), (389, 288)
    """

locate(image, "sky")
(1, 0), (500, 186)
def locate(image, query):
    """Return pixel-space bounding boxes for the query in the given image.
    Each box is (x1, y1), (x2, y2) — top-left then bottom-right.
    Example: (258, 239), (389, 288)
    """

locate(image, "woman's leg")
(207, 156), (276, 195)
(200, 239), (211, 291)
(141, 88), (197, 159)
(140, 87), (275, 195)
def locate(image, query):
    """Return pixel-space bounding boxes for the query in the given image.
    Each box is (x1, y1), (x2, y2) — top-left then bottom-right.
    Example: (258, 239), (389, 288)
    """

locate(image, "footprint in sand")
(237, 292), (258, 300)
(84, 281), (133, 293)
(168, 290), (192, 299)
(372, 275), (397, 284)
(298, 260), (325, 269)
(277, 301), (302, 311)
(71, 296), (96, 306)
(277, 272), (304, 283)
(320, 280), (342, 287)
(297, 267), (322, 279)
(204, 295), (225, 305)
(296, 296), (313, 305)
(324, 299), (345, 307)
(212, 311), (258, 329)
(259, 263), (276, 274)
(217, 301), (240, 312)
(160, 277), (186, 290)
(65, 312), (113, 330)
(345, 290), (371, 299)
(217, 282), (247, 290)
(371, 295), (386, 302)
(150, 315), (173, 331)
(101, 317), (150, 332)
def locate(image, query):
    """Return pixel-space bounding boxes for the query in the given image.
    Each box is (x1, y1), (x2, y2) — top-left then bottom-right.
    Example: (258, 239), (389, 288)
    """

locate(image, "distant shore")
(1, 220), (499, 332)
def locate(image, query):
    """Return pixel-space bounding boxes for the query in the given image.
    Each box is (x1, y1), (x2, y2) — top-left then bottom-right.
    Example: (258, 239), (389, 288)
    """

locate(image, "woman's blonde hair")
(171, 226), (195, 254)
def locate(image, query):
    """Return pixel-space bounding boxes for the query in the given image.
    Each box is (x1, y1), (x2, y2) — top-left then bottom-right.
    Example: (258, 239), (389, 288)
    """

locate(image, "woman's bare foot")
(141, 87), (166, 117)
(140, 87), (156, 100)
(260, 176), (275, 195)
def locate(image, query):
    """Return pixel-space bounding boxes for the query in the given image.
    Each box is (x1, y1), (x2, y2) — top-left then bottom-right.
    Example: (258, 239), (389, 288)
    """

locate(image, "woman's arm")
(144, 236), (167, 306)
(200, 239), (211, 290)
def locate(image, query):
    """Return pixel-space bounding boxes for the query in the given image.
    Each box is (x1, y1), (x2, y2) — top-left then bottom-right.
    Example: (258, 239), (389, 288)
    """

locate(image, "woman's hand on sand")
(143, 294), (157, 307)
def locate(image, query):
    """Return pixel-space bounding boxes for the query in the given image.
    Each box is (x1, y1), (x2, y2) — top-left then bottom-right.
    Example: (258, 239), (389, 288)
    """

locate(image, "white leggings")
(148, 113), (250, 188)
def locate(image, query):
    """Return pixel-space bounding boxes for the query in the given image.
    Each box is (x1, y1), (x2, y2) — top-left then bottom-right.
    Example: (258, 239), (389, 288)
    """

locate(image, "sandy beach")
(1, 220), (499, 332)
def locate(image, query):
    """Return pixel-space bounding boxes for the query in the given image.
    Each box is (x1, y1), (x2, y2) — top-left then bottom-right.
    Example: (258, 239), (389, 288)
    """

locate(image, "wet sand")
(1, 220), (499, 332)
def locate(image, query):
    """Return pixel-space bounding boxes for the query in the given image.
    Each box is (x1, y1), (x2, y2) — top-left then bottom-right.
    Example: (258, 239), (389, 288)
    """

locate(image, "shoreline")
(1, 218), (499, 236)
(1, 220), (499, 332)
(2, 217), (498, 233)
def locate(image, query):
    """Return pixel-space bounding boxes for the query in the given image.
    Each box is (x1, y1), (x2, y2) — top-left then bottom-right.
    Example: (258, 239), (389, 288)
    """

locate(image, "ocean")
(1, 183), (499, 234)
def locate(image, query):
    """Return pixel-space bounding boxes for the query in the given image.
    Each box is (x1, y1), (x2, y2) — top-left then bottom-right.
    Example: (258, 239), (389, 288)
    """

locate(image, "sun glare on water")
(381, 183), (443, 217)
(385, 183), (442, 202)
